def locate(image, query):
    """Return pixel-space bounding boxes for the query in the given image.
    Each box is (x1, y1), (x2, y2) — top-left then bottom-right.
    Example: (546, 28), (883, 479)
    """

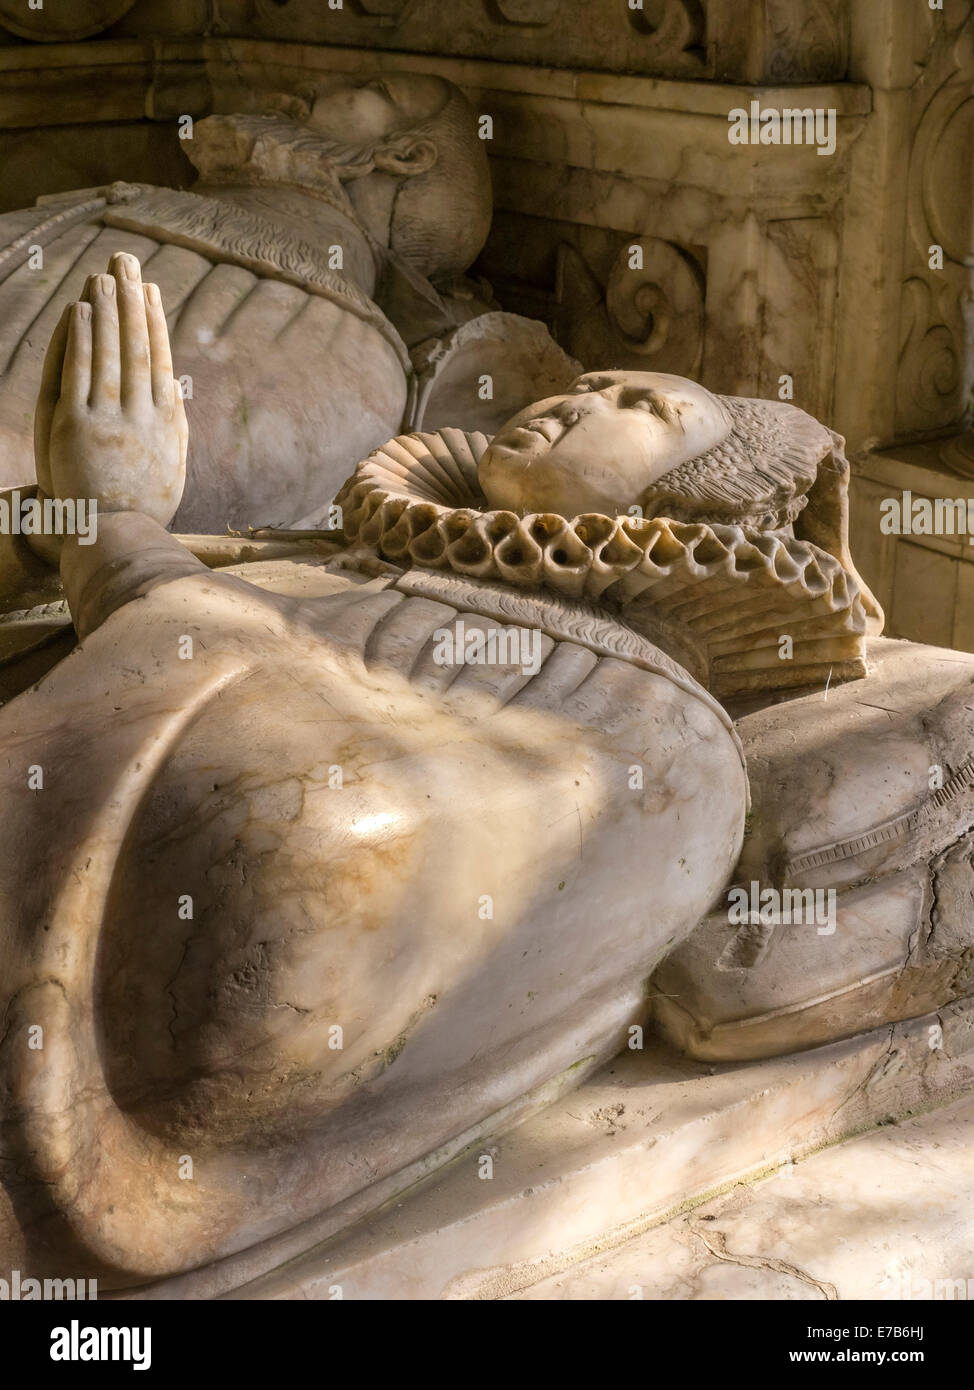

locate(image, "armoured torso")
(0, 188), (410, 530)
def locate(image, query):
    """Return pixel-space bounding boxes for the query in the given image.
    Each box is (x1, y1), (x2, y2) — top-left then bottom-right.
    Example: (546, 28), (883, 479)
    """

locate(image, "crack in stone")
(825, 1023), (897, 1135)
(688, 1217), (838, 1300)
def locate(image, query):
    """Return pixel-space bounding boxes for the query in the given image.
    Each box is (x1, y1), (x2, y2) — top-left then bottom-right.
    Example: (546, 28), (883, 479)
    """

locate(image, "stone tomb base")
(110, 1002), (974, 1301)
(516, 1088), (974, 1300)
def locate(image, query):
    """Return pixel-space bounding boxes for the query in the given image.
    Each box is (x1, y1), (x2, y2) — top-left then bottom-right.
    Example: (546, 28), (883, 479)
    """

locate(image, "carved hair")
(385, 81), (492, 281)
(186, 113), (376, 203)
(189, 77), (492, 281)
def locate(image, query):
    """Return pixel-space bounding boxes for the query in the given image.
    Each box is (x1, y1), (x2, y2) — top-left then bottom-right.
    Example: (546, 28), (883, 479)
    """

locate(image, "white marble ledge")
(514, 1089), (974, 1300)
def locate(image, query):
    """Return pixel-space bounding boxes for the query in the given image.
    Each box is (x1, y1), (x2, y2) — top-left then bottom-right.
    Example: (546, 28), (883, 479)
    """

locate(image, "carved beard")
(188, 113), (382, 206)
(188, 111), (464, 278)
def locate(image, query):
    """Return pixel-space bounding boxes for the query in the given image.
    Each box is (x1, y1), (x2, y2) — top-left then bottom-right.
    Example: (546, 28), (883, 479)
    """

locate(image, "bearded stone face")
(478, 371), (735, 518)
(190, 73), (492, 282)
(306, 73), (446, 148)
(310, 73), (492, 281)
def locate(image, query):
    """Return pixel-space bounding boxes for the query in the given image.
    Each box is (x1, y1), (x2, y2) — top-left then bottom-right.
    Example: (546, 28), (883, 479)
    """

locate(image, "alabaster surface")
(0, 72), (577, 533)
(0, 548), (747, 1282)
(0, 79), (971, 1287)
(654, 637), (974, 1060)
(2, 0), (971, 657)
(0, 254), (749, 1283)
(332, 389), (882, 698)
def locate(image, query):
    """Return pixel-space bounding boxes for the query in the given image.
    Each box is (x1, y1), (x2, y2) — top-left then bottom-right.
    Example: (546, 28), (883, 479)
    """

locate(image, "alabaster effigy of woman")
(0, 256), (745, 1283)
(1, 257), (973, 1292)
(332, 366), (974, 1069)
(336, 365), (885, 696)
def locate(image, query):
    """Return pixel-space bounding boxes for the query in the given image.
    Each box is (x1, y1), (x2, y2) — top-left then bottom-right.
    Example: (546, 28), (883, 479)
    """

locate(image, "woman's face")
(478, 371), (733, 518)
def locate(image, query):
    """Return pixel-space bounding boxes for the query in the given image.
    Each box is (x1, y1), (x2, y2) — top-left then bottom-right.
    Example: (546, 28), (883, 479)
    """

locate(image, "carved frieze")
(895, 2), (974, 438)
(558, 235), (706, 377)
(762, 0), (848, 83)
(0, 0), (137, 40)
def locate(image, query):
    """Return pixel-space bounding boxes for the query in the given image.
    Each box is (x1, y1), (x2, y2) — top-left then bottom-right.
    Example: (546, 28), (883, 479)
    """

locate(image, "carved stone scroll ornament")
(606, 238), (705, 368)
(0, 0), (136, 40)
(626, 0), (705, 57)
(896, 11), (974, 434)
(897, 277), (963, 431)
(556, 238), (705, 376)
(762, 0), (848, 83)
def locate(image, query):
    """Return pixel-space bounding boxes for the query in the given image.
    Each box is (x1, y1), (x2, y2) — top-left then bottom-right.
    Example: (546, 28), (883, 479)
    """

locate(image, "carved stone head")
(479, 370), (736, 517)
(190, 73), (492, 283)
(308, 73), (493, 280)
